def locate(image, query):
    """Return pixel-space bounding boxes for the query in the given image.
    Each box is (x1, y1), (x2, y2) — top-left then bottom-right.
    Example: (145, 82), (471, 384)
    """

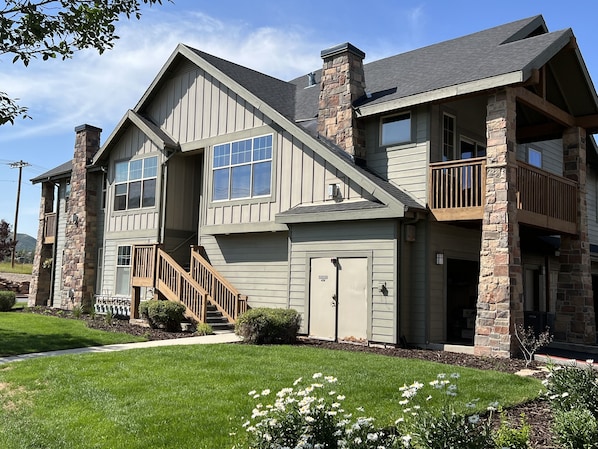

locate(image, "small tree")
(514, 324), (553, 367)
(0, 220), (14, 261)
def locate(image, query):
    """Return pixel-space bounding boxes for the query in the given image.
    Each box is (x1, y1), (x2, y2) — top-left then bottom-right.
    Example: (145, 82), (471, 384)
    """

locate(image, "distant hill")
(15, 234), (36, 253)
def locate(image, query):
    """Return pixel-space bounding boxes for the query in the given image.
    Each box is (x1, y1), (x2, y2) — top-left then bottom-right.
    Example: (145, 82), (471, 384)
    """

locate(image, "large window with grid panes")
(212, 134), (273, 201)
(114, 156), (158, 211)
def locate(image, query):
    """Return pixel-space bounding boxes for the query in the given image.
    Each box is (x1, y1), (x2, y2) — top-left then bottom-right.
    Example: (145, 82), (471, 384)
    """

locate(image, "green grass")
(0, 262), (33, 274)
(0, 344), (543, 449)
(0, 312), (146, 356)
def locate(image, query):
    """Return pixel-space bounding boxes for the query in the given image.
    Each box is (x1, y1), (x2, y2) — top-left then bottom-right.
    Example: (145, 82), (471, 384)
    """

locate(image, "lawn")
(0, 262), (32, 274)
(0, 312), (147, 356)
(0, 344), (543, 449)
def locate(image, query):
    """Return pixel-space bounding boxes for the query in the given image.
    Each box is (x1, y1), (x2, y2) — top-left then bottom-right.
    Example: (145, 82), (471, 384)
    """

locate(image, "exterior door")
(309, 257), (368, 342)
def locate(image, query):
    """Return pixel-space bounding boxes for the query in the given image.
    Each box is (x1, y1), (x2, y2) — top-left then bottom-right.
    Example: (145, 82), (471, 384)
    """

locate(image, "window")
(212, 134), (273, 201)
(528, 147), (542, 168)
(114, 156), (158, 211)
(115, 245), (131, 296)
(459, 137), (486, 159)
(443, 114), (456, 161)
(381, 112), (411, 146)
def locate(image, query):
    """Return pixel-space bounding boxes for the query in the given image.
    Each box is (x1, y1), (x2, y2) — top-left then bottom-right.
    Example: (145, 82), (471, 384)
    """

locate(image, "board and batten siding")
(288, 220), (398, 344)
(146, 60), (271, 145)
(198, 232), (289, 308)
(105, 126), (164, 236)
(427, 222), (481, 343)
(203, 129), (367, 227)
(365, 108), (429, 206)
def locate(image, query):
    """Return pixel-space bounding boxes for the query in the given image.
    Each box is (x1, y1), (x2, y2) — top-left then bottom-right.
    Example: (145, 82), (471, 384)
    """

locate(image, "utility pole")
(9, 160), (30, 268)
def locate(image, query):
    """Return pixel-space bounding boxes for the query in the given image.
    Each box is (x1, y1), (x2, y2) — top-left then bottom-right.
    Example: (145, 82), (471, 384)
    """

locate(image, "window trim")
(379, 111), (413, 148)
(458, 135), (486, 160)
(115, 245), (132, 297)
(210, 133), (274, 203)
(527, 147), (543, 168)
(113, 155), (159, 212)
(442, 113), (456, 161)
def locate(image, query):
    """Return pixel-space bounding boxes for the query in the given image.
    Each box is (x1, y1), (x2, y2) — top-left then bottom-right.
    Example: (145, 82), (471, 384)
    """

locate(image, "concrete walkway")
(0, 332), (242, 365)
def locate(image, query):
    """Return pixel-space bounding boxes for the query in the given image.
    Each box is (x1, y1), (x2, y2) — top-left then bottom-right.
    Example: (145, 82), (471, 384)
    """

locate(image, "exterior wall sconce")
(72, 213), (79, 226)
(435, 252), (444, 265)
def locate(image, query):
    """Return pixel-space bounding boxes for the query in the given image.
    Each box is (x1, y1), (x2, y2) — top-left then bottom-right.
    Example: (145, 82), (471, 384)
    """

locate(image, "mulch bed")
(19, 307), (557, 447)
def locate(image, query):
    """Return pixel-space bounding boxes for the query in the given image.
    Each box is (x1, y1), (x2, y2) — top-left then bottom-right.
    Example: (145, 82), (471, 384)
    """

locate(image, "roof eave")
(358, 71), (524, 117)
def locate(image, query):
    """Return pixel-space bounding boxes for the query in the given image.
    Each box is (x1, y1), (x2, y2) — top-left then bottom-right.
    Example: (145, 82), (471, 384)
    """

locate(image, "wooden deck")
(429, 159), (578, 234)
(131, 244), (248, 324)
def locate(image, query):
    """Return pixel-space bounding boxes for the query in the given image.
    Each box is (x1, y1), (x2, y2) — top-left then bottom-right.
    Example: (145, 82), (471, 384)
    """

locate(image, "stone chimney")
(61, 124), (102, 310)
(318, 42), (367, 161)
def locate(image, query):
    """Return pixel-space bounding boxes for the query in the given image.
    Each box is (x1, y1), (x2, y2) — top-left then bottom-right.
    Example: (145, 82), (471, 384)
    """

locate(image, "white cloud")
(0, 10), (324, 144)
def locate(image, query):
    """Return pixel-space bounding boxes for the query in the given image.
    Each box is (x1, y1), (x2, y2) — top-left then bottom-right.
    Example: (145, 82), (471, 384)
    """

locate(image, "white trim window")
(115, 245), (131, 296)
(114, 156), (158, 211)
(442, 113), (456, 161)
(212, 134), (273, 201)
(528, 147), (542, 168)
(381, 112), (411, 146)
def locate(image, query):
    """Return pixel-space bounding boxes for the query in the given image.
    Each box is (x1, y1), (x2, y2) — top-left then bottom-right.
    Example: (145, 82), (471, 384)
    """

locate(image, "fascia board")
(358, 72), (524, 118)
(275, 205), (402, 224)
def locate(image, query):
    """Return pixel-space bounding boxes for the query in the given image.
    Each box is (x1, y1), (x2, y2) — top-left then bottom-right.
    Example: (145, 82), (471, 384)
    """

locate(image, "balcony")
(429, 159), (578, 234)
(43, 212), (57, 244)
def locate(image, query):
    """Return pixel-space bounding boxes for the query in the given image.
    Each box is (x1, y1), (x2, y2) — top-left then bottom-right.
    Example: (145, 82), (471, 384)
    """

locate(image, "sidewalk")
(0, 332), (242, 365)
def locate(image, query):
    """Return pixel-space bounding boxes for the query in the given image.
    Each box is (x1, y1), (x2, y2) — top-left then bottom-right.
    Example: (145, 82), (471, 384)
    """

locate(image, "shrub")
(140, 300), (186, 332)
(0, 290), (16, 311)
(544, 361), (598, 418)
(195, 322), (213, 336)
(72, 304), (83, 319)
(235, 308), (301, 344)
(493, 412), (530, 449)
(553, 409), (598, 449)
(239, 373), (394, 449)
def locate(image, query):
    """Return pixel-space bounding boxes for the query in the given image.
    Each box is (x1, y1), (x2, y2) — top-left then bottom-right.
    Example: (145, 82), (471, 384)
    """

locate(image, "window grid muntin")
(212, 134), (273, 201)
(114, 156), (158, 211)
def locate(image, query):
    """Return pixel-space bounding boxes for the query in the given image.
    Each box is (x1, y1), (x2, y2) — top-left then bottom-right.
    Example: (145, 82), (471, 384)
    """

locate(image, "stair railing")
(190, 246), (248, 322)
(155, 247), (208, 323)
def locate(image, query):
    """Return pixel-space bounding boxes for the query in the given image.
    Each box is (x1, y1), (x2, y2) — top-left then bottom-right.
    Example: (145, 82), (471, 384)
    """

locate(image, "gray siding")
(199, 232), (289, 308)
(588, 166), (598, 245)
(427, 222), (481, 342)
(365, 107), (429, 205)
(51, 181), (69, 307)
(516, 140), (563, 175)
(288, 220), (398, 344)
(105, 126), (164, 236)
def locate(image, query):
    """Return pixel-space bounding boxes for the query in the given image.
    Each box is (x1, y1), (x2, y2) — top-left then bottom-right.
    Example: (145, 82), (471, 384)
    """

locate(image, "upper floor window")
(460, 137), (486, 159)
(212, 134), (273, 201)
(528, 147), (542, 168)
(381, 112), (411, 146)
(114, 156), (158, 211)
(442, 113), (456, 161)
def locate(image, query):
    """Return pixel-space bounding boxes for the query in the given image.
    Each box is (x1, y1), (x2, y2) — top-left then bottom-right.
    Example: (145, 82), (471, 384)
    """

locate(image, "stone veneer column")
(475, 88), (523, 358)
(61, 124), (101, 309)
(554, 127), (596, 344)
(28, 182), (55, 306)
(318, 42), (366, 161)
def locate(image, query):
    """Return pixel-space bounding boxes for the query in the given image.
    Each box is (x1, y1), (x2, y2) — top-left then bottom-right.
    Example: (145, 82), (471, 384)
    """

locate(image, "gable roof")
(291, 15), (598, 124)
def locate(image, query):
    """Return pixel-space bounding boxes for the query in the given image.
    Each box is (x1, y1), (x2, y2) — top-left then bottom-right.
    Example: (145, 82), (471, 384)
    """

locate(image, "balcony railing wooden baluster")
(43, 212), (57, 244)
(429, 158), (578, 234)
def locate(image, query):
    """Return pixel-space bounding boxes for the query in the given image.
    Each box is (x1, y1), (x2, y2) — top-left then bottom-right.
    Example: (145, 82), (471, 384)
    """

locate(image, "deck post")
(475, 88), (523, 358)
(554, 127), (596, 344)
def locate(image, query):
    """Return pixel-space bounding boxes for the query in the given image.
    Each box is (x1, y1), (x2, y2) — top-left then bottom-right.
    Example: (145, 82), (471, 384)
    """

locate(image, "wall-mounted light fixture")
(435, 252), (444, 265)
(72, 213), (79, 226)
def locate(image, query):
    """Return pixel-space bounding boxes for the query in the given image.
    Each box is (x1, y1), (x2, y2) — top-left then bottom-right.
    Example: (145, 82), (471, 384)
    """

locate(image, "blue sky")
(1, 0), (597, 237)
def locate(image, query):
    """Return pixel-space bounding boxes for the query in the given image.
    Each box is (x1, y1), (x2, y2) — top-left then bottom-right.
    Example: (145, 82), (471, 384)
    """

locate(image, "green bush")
(195, 322), (213, 336)
(140, 300), (186, 332)
(553, 409), (598, 449)
(493, 412), (530, 449)
(235, 308), (301, 344)
(545, 363), (598, 418)
(0, 290), (16, 311)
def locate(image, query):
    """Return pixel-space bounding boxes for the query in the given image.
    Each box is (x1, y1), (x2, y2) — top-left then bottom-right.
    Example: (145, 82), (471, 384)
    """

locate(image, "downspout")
(158, 150), (177, 245)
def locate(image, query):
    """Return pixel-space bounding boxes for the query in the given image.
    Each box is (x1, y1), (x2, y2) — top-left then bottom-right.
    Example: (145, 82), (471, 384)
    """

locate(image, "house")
(29, 15), (598, 357)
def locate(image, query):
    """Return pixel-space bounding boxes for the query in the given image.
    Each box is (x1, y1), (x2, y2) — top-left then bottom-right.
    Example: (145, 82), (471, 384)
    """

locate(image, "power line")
(9, 160), (30, 268)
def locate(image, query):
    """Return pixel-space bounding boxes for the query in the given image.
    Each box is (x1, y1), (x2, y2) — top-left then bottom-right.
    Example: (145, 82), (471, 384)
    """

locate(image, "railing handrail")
(515, 160), (578, 188)
(429, 156), (486, 170)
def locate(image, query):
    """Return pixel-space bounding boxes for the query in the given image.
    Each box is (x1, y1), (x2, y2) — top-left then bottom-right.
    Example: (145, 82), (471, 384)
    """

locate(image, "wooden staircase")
(130, 244), (248, 326)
